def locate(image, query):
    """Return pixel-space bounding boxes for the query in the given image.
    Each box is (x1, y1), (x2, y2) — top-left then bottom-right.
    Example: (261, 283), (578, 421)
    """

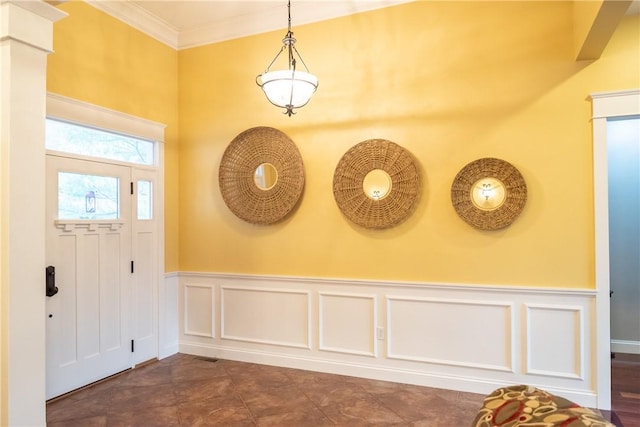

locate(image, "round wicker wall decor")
(451, 157), (527, 230)
(333, 139), (420, 229)
(219, 127), (304, 225)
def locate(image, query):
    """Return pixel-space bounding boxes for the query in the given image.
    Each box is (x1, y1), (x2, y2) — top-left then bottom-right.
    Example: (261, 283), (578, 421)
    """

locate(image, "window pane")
(46, 118), (154, 165)
(137, 180), (153, 220)
(58, 172), (120, 220)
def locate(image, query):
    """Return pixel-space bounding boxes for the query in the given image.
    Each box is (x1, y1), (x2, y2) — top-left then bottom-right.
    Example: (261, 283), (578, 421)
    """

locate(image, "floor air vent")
(195, 356), (219, 363)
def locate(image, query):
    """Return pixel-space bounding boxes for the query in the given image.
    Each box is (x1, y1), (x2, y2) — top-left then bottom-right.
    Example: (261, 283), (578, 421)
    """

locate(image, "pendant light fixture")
(256, 0), (318, 116)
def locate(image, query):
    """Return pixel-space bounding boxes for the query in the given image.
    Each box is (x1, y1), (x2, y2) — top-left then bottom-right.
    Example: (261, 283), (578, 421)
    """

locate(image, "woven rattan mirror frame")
(451, 157), (527, 230)
(219, 127), (304, 225)
(333, 139), (420, 229)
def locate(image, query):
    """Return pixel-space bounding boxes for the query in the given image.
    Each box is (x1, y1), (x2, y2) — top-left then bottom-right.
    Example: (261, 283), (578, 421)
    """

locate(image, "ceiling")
(87, 0), (414, 50)
(87, 0), (640, 51)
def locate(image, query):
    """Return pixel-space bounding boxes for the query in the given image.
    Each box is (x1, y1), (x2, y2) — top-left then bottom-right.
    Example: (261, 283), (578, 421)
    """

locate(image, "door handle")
(46, 265), (59, 297)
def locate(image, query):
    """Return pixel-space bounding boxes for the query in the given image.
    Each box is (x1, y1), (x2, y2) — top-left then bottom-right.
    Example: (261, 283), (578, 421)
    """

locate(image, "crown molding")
(86, 0), (179, 49)
(86, 0), (413, 51)
(179, 1), (414, 50)
(77, 0), (637, 51)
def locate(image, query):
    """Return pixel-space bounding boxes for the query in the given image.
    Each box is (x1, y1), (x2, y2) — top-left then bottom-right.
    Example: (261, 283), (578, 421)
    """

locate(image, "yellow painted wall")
(43, 1), (639, 286)
(47, 1), (180, 271)
(179, 2), (639, 287)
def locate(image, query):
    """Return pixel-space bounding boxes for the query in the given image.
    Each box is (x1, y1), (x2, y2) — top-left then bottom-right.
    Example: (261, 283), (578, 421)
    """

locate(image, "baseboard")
(179, 341), (598, 408)
(611, 339), (640, 354)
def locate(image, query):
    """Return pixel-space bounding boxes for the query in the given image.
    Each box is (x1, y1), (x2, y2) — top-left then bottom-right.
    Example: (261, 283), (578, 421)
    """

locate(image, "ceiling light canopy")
(256, 1), (318, 116)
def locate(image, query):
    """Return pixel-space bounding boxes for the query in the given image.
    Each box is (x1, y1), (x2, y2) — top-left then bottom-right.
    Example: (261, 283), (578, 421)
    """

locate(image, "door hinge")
(131, 182), (134, 195)
(131, 260), (134, 274)
(131, 339), (135, 352)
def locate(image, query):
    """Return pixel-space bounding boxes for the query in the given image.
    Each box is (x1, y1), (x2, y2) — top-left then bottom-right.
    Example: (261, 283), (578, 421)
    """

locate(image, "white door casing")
(45, 155), (133, 399)
(591, 88), (640, 410)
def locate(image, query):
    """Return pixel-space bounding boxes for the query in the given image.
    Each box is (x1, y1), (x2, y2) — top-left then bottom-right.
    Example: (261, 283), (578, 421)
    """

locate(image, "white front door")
(45, 155), (133, 399)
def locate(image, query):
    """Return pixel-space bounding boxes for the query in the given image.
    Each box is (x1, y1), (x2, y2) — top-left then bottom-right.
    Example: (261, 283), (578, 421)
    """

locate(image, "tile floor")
(46, 353), (630, 426)
(46, 354), (485, 426)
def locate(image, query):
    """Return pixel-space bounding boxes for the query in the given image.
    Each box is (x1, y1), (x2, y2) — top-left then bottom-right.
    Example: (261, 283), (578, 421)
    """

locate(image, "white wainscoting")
(178, 272), (600, 407)
(159, 272), (179, 359)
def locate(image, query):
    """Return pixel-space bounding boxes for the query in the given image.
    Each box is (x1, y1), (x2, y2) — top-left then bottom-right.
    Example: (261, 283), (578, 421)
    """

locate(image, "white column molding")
(0, 1), (67, 425)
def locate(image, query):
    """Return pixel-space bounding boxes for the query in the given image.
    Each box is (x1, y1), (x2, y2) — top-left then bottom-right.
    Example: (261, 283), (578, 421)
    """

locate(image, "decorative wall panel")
(525, 304), (584, 379)
(184, 284), (214, 338)
(319, 292), (377, 356)
(221, 287), (310, 349)
(387, 297), (513, 371)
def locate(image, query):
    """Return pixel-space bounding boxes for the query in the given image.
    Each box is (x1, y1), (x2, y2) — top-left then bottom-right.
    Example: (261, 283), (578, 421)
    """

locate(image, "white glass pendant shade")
(258, 69), (318, 109)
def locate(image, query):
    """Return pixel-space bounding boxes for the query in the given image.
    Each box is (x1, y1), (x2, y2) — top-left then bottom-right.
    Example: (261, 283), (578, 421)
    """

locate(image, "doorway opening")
(607, 116), (640, 357)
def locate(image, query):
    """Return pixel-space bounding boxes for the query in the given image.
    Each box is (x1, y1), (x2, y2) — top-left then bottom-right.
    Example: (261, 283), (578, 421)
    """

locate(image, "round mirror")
(451, 157), (527, 230)
(254, 163), (278, 190)
(334, 139), (419, 229)
(220, 127), (304, 225)
(470, 177), (506, 211)
(363, 169), (392, 200)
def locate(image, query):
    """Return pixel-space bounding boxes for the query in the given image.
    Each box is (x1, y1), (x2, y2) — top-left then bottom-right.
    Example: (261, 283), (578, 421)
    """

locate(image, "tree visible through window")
(46, 118), (154, 165)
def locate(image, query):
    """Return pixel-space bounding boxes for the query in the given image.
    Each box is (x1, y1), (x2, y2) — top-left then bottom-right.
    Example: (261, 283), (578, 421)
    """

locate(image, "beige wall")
(45, 2), (640, 287)
(47, 1), (180, 271)
(178, 2), (639, 287)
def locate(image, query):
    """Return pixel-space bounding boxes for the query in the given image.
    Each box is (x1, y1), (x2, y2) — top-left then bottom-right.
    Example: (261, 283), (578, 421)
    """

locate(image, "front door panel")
(45, 155), (133, 399)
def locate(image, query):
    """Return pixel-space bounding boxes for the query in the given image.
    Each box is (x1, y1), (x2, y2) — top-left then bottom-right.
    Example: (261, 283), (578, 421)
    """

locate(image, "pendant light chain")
(285, 0), (296, 111)
(287, 0), (296, 73)
(287, 0), (292, 35)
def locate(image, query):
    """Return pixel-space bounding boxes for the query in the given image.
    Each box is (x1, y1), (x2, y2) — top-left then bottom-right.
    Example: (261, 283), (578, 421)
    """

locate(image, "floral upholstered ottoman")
(472, 385), (615, 427)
